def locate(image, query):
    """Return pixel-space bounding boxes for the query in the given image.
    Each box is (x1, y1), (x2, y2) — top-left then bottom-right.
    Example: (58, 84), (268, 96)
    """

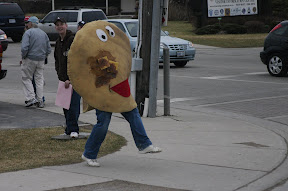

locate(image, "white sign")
(207, 0), (258, 17)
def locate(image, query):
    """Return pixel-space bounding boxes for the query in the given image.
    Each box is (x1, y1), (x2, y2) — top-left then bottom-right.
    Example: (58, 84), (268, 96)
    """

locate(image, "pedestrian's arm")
(67, 36), (74, 49)
(21, 32), (30, 59)
(46, 35), (52, 56)
(54, 44), (59, 74)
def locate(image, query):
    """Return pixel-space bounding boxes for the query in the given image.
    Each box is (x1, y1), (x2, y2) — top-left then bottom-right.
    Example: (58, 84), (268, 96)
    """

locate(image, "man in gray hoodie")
(21, 16), (51, 108)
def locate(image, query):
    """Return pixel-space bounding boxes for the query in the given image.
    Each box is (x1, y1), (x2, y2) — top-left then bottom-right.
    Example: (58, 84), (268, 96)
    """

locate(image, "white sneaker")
(81, 154), (100, 167)
(70, 132), (79, 138)
(37, 101), (45, 108)
(139, 145), (162, 154)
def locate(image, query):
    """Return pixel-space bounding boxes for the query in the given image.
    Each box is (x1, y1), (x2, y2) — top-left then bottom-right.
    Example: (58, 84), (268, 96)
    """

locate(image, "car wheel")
(266, 54), (288, 77)
(11, 34), (23, 42)
(174, 61), (187, 67)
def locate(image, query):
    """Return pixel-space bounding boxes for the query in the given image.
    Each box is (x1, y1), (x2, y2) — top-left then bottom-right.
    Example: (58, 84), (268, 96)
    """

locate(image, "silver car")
(107, 19), (196, 67)
(38, 8), (107, 41)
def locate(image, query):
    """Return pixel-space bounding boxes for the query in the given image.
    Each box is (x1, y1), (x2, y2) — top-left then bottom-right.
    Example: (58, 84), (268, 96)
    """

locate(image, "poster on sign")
(207, 0), (258, 17)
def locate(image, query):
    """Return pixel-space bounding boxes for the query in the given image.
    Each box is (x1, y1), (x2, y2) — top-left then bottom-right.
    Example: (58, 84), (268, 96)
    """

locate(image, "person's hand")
(64, 80), (70, 88)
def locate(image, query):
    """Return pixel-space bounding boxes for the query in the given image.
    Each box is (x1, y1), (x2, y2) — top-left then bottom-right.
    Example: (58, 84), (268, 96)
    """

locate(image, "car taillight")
(270, 24), (282, 33)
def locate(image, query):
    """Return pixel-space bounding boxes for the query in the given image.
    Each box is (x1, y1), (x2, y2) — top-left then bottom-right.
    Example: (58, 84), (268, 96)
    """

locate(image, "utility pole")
(148, 0), (162, 117)
(136, 0), (153, 115)
(201, 0), (208, 27)
(106, 0), (108, 15)
(52, 0), (55, 10)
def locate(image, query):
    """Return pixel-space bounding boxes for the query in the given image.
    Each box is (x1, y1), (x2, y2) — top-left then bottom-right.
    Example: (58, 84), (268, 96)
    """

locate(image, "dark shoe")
(25, 98), (37, 107)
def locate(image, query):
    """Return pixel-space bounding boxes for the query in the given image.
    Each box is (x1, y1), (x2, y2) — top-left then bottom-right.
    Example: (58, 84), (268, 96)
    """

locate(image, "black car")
(260, 21), (288, 77)
(0, 29), (8, 51)
(0, 3), (25, 42)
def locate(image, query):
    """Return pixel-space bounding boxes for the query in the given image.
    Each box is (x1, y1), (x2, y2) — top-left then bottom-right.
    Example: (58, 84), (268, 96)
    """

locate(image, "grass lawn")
(162, 21), (267, 48)
(0, 125), (126, 173)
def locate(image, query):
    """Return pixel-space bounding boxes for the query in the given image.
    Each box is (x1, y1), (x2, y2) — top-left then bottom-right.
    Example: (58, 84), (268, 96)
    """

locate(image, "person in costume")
(54, 17), (81, 138)
(68, 20), (162, 167)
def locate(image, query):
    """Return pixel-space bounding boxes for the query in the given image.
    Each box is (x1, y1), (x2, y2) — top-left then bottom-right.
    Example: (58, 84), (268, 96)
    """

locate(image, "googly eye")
(105, 26), (115, 37)
(96, 29), (108, 42)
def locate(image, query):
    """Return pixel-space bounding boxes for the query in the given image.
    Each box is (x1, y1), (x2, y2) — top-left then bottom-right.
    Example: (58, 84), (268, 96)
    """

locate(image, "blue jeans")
(63, 89), (81, 134)
(83, 108), (152, 159)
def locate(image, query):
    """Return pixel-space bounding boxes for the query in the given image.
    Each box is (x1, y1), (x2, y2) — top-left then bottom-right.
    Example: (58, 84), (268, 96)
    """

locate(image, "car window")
(109, 22), (126, 33)
(82, 11), (107, 22)
(272, 25), (288, 36)
(42, 12), (78, 23)
(0, 4), (24, 16)
(125, 22), (138, 37)
(282, 25), (288, 36)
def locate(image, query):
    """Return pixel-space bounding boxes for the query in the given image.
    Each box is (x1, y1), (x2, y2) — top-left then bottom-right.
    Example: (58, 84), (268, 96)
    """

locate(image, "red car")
(0, 29), (8, 51)
(0, 44), (7, 79)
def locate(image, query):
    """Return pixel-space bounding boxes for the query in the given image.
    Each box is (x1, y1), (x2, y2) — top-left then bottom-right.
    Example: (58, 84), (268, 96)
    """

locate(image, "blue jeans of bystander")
(83, 108), (152, 159)
(63, 89), (81, 134)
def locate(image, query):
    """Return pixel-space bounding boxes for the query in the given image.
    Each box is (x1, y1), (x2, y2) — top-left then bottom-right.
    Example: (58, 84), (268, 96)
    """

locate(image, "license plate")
(9, 19), (16, 23)
(177, 51), (185, 57)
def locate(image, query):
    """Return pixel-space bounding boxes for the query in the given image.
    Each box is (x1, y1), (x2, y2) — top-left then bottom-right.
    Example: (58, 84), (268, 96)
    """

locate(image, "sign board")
(207, 0), (258, 17)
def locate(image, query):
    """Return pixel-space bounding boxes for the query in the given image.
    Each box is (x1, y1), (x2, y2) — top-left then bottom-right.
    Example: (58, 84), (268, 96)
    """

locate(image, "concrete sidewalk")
(1, 98), (288, 191)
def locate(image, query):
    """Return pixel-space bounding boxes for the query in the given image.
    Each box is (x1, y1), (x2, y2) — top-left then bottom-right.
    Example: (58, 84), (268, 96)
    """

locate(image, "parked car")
(0, 44), (7, 80)
(38, 8), (107, 41)
(107, 19), (196, 67)
(0, 3), (25, 42)
(260, 20), (288, 76)
(0, 29), (8, 51)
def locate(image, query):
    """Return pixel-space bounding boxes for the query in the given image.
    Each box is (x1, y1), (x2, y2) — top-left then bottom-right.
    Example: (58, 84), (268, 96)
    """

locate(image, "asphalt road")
(157, 45), (288, 126)
(1, 42), (288, 127)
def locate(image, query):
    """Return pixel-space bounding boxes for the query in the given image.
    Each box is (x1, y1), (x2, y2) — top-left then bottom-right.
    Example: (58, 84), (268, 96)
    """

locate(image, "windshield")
(125, 22), (138, 37)
(124, 21), (167, 37)
(43, 12), (78, 23)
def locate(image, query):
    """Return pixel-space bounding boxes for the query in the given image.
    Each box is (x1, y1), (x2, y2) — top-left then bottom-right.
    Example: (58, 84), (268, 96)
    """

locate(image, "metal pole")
(148, 1), (162, 118)
(52, 0), (55, 10)
(106, 0), (109, 15)
(163, 47), (170, 116)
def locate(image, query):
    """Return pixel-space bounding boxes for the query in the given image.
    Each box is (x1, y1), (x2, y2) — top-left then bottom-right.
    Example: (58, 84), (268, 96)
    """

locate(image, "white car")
(38, 8), (107, 41)
(107, 19), (196, 67)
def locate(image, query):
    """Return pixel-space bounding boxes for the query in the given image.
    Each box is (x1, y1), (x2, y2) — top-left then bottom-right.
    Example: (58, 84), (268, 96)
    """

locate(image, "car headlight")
(160, 42), (168, 49)
(0, 34), (7, 40)
(188, 42), (193, 48)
